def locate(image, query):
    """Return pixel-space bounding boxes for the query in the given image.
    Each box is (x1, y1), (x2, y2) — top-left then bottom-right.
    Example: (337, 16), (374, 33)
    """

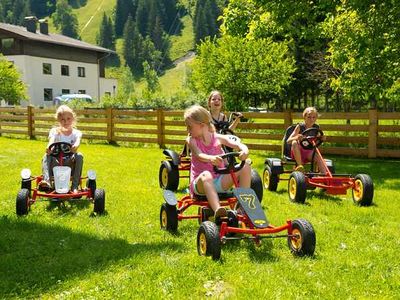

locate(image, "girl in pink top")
(184, 105), (251, 219)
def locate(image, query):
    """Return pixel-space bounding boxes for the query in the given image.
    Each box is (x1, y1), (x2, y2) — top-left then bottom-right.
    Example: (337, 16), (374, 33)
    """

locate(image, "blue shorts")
(193, 175), (226, 195)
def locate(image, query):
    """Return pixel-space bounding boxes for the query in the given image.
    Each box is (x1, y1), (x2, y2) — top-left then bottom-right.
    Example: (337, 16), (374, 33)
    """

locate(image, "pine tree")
(115, 0), (137, 37)
(97, 12), (115, 50)
(53, 0), (79, 39)
(123, 15), (143, 77)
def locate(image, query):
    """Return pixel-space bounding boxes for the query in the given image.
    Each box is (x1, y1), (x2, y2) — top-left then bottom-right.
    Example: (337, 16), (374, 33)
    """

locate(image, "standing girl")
(40, 105), (83, 193)
(185, 105), (251, 218)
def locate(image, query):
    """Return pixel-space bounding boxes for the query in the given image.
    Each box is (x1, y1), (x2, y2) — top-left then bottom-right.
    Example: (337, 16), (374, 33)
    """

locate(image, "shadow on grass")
(45, 198), (92, 214)
(0, 216), (183, 298)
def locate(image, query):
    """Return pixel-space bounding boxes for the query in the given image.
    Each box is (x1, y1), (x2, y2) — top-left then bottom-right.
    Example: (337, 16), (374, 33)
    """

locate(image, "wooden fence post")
(368, 109), (377, 158)
(106, 107), (114, 143)
(27, 105), (34, 139)
(283, 110), (293, 128)
(157, 109), (165, 148)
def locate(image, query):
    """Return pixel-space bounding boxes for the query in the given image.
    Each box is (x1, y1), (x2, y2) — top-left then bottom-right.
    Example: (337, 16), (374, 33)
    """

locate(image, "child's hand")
(238, 150), (249, 161)
(71, 145), (78, 153)
(210, 155), (223, 166)
(45, 147), (51, 155)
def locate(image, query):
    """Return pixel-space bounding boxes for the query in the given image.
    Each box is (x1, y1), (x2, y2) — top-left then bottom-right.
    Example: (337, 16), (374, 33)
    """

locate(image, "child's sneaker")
(214, 207), (227, 219)
(295, 165), (305, 172)
(38, 180), (51, 191)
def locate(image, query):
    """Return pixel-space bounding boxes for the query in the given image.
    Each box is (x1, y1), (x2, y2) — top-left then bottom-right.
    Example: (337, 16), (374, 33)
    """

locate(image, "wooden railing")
(0, 106), (399, 158)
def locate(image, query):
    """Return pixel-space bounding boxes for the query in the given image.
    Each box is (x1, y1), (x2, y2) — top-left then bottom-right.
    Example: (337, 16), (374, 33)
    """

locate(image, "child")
(184, 105), (251, 218)
(39, 105), (83, 193)
(286, 107), (327, 173)
(207, 90), (242, 132)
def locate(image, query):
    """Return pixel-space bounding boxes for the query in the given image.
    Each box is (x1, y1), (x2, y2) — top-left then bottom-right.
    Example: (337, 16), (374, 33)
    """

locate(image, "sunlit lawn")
(0, 137), (399, 298)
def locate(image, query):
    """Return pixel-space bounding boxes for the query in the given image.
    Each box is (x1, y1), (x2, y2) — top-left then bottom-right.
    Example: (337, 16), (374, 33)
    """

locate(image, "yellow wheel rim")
(161, 167), (168, 187)
(199, 232), (207, 256)
(161, 209), (167, 228)
(353, 179), (364, 202)
(263, 170), (270, 189)
(290, 228), (302, 250)
(289, 177), (297, 199)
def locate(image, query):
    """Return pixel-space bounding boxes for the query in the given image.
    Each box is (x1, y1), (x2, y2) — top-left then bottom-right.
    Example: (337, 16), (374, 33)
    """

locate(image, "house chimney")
(39, 19), (48, 35)
(24, 16), (38, 33)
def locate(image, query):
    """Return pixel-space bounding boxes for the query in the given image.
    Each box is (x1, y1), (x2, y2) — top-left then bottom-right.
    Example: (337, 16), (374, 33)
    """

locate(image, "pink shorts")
(291, 147), (313, 164)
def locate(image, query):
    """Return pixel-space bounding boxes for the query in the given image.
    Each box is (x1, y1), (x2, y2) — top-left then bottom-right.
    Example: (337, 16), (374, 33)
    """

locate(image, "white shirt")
(48, 127), (82, 145)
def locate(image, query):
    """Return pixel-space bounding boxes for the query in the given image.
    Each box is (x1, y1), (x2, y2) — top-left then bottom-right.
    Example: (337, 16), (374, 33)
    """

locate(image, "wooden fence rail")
(0, 106), (399, 158)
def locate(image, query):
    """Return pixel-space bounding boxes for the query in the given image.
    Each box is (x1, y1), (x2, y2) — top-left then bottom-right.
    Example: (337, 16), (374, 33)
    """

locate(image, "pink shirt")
(190, 133), (224, 194)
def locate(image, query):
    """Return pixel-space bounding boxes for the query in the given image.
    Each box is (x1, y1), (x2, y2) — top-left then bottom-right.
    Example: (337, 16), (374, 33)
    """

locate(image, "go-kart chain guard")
(233, 188), (269, 228)
(163, 189), (177, 206)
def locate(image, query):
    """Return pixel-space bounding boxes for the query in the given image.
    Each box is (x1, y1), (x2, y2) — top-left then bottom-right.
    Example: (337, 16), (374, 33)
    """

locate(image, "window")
(43, 63), (52, 75)
(1, 38), (14, 50)
(61, 65), (69, 76)
(78, 66), (86, 77)
(62, 89), (70, 94)
(44, 88), (53, 101)
(78, 90), (86, 94)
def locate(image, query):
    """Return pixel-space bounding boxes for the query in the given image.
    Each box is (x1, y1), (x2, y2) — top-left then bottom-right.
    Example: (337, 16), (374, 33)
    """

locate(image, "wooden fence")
(0, 106), (399, 158)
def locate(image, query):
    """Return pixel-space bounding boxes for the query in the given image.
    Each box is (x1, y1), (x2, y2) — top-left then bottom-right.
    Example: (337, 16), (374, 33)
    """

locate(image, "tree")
(193, 0), (222, 45)
(0, 55), (28, 105)
(190, 36), (295, 110)
(123, 16), (143, 77)
(97, 12), (115, 50)
(114, 0), (137, 37)
(52, 0), (79, 39)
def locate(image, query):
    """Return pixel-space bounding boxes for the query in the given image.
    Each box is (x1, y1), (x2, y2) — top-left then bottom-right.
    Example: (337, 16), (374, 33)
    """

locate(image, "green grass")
(1, 137), (399, 298)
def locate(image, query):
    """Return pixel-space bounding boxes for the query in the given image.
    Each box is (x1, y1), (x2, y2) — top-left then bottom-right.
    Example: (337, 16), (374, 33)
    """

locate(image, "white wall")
(7, 55), (116, 107)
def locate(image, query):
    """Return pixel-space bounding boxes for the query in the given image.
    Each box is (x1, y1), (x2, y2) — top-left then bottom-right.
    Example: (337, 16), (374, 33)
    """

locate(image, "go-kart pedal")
(233, 188), (269, 228)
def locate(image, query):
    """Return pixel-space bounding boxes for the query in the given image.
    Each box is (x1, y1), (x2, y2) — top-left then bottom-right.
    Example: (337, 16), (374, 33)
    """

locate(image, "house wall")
(7, 55), (106, 107)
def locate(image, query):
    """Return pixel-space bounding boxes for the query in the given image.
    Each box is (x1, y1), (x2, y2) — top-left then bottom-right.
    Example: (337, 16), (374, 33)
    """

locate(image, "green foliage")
(52, 0), (80, 39)
(190, 36), (295, 110)
(96, 12), (115, 50)
(0, 54), (28, 104)
(0, 0), (30, 25)
(193, 0), (222, 45)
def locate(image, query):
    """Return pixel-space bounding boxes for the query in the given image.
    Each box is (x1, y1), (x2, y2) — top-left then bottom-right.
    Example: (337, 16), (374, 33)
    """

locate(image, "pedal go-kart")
(263, 126), (374, 206)
(160, 152), (316, 260)
(16, 142), (105, 216)
(159, 113), (263, 202)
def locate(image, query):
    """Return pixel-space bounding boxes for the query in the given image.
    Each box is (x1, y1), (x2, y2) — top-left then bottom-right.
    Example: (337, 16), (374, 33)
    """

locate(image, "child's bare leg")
(291, 141), (303, 166)
(316, 156), (328, 174)
(196, 171), (220, 212)
(238, 162), (251, 188)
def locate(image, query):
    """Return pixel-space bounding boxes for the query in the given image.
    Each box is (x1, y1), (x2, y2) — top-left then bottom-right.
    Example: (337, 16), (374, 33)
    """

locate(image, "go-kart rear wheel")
(352, 174), (374, 206)
(160, 203), (178, 232)
(16, 189), (30, 216)
(263, 166), (278, 192)
(251, 168), (263, 203)
(288, 219), (316, 256)
(93, 189), (105, 214)
(159, 161), (179, 191)
(197, 221), (221, 260)
(288, 171), (307, 204)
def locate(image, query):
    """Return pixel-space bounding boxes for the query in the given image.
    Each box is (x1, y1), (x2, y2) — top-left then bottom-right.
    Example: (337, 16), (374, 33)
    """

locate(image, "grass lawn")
(0, 137), (399, 298)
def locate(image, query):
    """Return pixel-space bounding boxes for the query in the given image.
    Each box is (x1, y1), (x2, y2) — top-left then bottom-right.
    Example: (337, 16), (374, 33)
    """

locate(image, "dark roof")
(0, 22), (114, 54)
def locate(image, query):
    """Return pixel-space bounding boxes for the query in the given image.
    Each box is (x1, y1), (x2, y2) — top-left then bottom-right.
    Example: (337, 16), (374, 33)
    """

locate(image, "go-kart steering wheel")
(48, 142), (73, 158)
(213, 152), (246, 174)
(300, 128), (324, 150)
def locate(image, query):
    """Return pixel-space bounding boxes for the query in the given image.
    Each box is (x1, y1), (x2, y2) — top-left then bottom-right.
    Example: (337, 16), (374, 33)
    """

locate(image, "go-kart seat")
(282, 125), (297, 162)
(193, 191), (234, 201)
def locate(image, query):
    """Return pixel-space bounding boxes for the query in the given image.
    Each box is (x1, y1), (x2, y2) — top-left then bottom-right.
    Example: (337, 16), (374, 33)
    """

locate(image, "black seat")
(282, 125), (297, 162)
(194, 192), (234, 201)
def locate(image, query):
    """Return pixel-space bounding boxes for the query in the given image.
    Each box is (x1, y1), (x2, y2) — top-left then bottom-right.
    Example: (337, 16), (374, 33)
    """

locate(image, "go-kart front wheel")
(352, 174), (374, 206)
(16, 188), (30, 216)
(288, 171), (307, 204)
(197, 221), (221, 260)
(160, 203), (178, 232)
(159, 161), (179, 191)
(251, 168), (263, 203)
(93, 189), (105, 214)
(288, 219), (316, 256)
(263, 166), (279, 192)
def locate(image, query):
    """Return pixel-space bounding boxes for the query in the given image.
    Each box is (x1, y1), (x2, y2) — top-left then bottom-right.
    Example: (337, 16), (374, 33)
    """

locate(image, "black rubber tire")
(288, 171), (307, 204)
(197, 221), (221, 260)
(86, 179), (96, 198)
(16, 189), (29, 216)
(93, 189), (105, 214)
(159, 161), (179, 191)
(352, 174), (374, 206)
(263, 165), (279, 192)
(160, 203), (178, 232)
(288, 219), (316, 256)
(251, 168), (263, 203)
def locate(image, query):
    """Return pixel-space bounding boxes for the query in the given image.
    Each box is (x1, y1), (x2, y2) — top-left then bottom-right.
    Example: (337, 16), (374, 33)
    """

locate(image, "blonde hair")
(302, 107), (319, 118)
(55, 105), (77, 126)
(184, 105), (215, 132)
(207, 90), (224, 110)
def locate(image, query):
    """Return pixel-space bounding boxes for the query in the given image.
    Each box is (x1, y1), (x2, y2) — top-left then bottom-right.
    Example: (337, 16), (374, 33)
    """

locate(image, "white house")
(0, 17), (117, 106)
